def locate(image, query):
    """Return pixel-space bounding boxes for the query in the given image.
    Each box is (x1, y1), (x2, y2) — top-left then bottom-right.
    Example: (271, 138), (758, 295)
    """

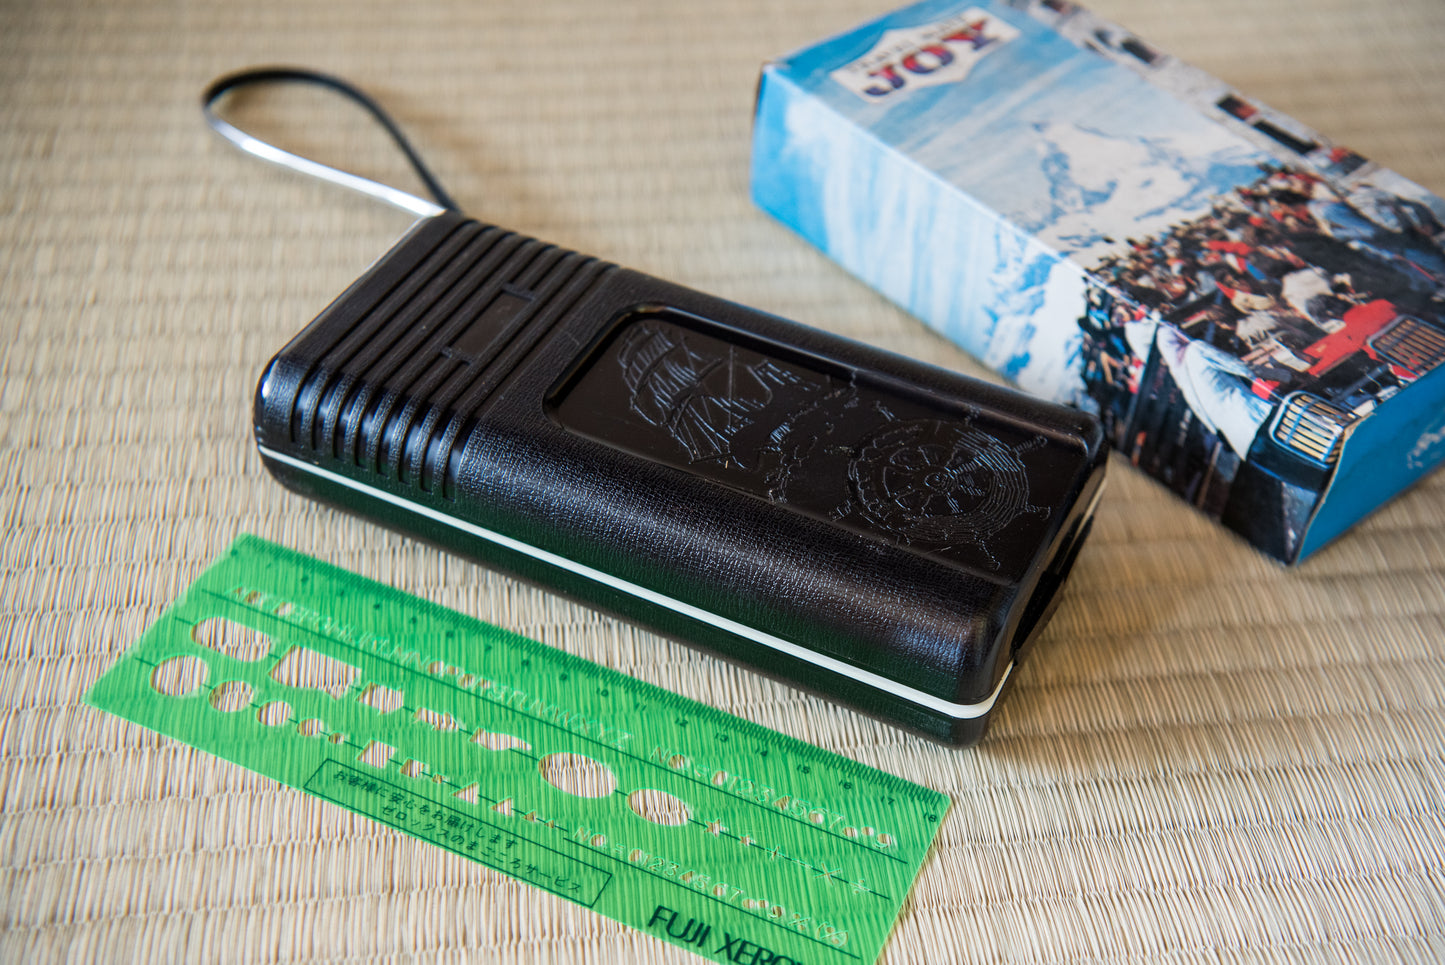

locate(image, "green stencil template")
(86, 535), (950, 965)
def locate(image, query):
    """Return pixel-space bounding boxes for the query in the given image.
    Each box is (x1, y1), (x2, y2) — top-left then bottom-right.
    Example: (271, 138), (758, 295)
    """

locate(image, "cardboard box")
(751, 0), (1445, 562)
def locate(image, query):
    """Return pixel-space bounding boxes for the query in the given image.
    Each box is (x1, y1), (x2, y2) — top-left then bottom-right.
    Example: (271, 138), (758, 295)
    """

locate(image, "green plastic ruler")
(86, 535), (949, 965)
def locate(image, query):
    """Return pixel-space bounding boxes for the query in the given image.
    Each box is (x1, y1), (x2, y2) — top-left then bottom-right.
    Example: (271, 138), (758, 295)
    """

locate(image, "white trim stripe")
(257, 445), (1011, 720)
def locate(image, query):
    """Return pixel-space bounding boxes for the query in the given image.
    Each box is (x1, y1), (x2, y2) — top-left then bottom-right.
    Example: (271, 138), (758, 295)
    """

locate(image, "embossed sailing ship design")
(615, 321), (1050, 570)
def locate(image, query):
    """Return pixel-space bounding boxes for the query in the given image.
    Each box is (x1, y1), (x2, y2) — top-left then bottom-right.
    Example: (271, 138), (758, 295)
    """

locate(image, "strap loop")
(202, 66), (461, 218)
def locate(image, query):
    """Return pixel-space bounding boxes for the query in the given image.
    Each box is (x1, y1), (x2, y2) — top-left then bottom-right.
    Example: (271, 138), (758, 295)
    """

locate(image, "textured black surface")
(552, 308), (1082, 584)
(255, 211), (1107, 744)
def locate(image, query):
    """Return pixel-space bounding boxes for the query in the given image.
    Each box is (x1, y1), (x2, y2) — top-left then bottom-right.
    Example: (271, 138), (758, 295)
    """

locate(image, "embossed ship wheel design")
(848, 419), (1047, 565)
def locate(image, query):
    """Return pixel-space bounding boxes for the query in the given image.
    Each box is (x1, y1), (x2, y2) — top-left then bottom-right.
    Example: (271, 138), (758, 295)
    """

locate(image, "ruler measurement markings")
(89, 536), (950, 964)
(194, 584), (917, 865)
(239, 549), (944, 800)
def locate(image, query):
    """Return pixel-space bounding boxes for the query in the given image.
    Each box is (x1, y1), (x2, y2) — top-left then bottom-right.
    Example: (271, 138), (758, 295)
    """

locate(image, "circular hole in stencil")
(297, 718), (325, 737)
(627, 789), (691, 827)
(209, 680), (254, 713)
(191, 618), (272, 662)
(538, 753), (617, 798)
(257, 700), (292, 726)
(150, 656), (208, 697)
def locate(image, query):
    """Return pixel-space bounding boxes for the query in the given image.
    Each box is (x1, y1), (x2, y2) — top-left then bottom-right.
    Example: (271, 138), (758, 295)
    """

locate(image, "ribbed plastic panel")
(284, 220), (615, 496)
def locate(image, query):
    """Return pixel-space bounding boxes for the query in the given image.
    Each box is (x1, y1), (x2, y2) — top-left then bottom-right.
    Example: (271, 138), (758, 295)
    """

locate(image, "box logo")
(830, 10), (1019, 101)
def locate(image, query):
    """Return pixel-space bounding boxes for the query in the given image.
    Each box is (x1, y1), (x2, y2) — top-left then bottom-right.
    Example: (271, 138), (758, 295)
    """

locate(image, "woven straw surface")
(3, 0), (1445, 961)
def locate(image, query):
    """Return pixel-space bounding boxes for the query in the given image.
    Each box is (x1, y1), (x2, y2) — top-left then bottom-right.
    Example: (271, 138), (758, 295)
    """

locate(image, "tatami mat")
(3, 0), (1444, 961)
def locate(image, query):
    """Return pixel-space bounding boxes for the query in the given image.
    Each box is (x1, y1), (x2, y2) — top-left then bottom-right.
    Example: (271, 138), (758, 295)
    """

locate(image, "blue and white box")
(751, 0), (1445, 562)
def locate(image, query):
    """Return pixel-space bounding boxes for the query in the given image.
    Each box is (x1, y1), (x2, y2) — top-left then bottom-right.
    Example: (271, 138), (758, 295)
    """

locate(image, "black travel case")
(254, 211), (1107, 744)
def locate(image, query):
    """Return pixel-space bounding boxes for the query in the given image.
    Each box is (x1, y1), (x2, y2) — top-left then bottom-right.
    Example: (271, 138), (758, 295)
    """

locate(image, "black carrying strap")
(202, 66), (462, 217)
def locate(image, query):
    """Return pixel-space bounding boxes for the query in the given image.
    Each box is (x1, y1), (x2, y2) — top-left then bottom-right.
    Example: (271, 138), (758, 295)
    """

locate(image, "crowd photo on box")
(1076, 165), (1445, 555)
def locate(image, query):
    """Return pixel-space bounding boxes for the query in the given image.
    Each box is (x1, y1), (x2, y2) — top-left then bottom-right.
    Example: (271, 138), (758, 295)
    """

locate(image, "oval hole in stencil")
(151, 656), (208, 697)
(192, 618), (271, 662)
(257, 700), (292, 726)
(628, 789), (691, 827)
(209, 680), (254, 713)
(538, 753), (617, 799)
